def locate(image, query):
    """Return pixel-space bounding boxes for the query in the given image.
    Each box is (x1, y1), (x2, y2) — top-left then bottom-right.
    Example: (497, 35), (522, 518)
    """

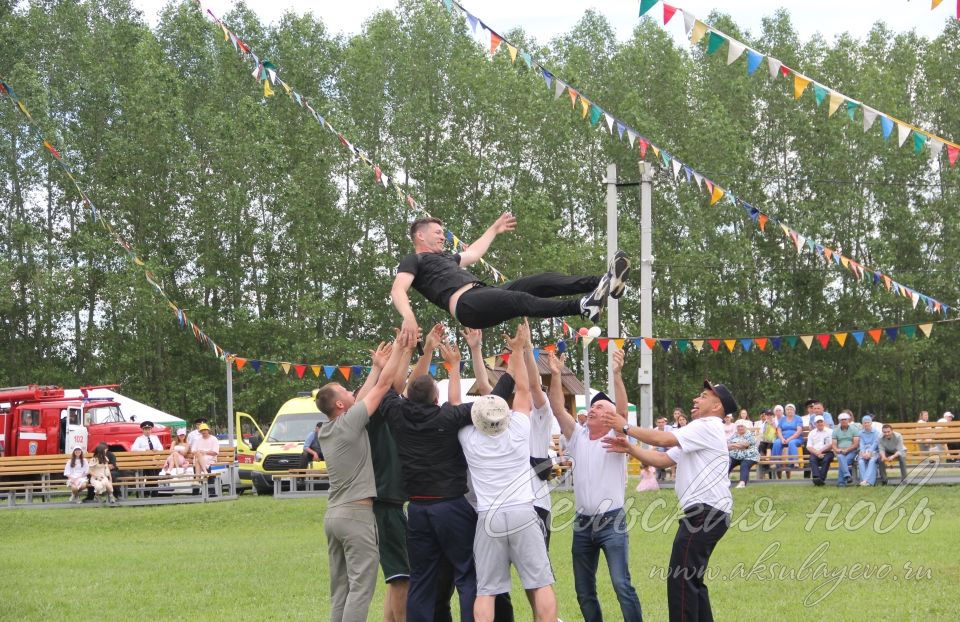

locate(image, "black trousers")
(454, 273), (600, 329)
(809, 451), (835, 483)
(667, 504), (730, 622)
(433, 560), (514, 622)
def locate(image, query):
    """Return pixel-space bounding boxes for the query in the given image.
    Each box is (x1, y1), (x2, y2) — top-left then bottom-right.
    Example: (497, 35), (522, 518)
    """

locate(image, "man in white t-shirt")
(546, 348), (642, 622)
(603, 380), (737, 622)
(459, 322), (556, 622)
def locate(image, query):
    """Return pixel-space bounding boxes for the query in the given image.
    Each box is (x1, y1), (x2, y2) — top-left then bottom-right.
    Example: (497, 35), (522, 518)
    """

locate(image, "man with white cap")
(805, 415), (834, 486)
(603, 379), (737, 622)
(831, 412), (860, 487)
(856, 415), (880, 486)
(458, 322), (556, 622)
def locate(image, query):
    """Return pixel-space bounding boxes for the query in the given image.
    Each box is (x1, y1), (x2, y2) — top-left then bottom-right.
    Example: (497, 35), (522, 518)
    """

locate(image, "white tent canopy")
(63, 388), (186, 430)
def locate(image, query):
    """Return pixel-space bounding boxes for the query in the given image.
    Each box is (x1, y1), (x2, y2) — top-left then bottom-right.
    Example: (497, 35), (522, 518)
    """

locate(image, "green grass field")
(1, 483), (957, 621)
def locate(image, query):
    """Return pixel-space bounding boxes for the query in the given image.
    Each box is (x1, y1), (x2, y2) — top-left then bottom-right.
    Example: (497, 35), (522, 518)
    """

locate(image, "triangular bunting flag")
(507, 44), (518, 63)
(311, 365), (321, 377)
(690, 20), (708, 44)
(250, 360), (262, 372)
(709, 185), (725, 205)
(746, 49), (764, 75)
(834, 333), (848, 347)
(323, 365), (335, 379)
(659, 339), (673, 352)
(724, 339), (736, 353)
(613, 338), (625, 350)
(885, 327), (898, 342)
(706, 31), (726, 55)
(785, 336), (799, 349)
(691, 340), (704, 352)
(676, 340), (689, 353)
(708, 339), (721, 352)
(339, 366), (352, 381)
(862, 106), (878, 131)
(683, 11), (696, 35)
(828, 92), (844, 117)
(897, 122), (911, 147)
(639, 0), (658, 17)
(913, 131), (928, 154)
(880, 115), (894, 140)
(265, 362), (278, 373)
(846, 99), (859, 121)
(867, 329), (882, 344)
(767, 57), (782, 79)
(850, 331), (864, 346)
(235, 357), (247, 371)
(598, 338), (610, 352)
(644, 338), (658, 350)
(280, 362), (291, 375)
(816, 334), (830, 349)
(800, 335), (814, 349)
(902, 325), (917, 339)
(754, 337), (768, 351)
(739, 338), (753, 352)
(813, 84), (828, 107)
(294, 364), (307, 379)
(794, 75), (811, 99)
(771, 337), (782, 350)
(663, 3), (678, 24)
(948, 145), (959, 166)
(490, 32), (502, 55)
(727, 40), (746, 65)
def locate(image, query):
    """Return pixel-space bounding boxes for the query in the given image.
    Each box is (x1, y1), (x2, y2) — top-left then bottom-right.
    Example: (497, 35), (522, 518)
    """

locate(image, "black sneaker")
(608, 250), (630, 299)
(580, 273), (611, 322)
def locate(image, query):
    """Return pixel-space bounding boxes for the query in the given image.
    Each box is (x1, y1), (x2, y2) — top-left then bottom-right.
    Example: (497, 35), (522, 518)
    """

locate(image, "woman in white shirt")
(63, 446), (89, 504)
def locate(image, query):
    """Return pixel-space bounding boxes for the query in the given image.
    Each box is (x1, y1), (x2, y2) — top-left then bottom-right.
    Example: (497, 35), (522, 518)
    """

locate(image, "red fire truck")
(0, 385), (170, 456)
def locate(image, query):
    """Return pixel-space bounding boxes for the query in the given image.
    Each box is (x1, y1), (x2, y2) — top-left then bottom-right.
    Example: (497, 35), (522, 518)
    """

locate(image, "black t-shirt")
(397, 252), (480, 311)
(367, 408), (406, 503)
(381, 373), (516, 500)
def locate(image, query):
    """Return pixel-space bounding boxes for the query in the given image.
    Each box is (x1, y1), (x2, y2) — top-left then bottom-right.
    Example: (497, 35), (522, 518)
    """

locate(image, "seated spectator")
(64, 446), (89, 504)
(831, 413), (860, 487)
(170, 427), (188, 451)
(160, 445), (189, 475)
(856, 415), (880, 486)
(190, 422), (220, 474)
(84, 442), (118, 502)
(772, 403), (803, 478)
(723, 414), (736, 437)
(88, 443), (118, 504)
(877, 424), (907, 484)
(757, 410), (777, 459)
(941, 412), (959, 460)
(805, 415), (834, 486)
(727, 421), (759, 488)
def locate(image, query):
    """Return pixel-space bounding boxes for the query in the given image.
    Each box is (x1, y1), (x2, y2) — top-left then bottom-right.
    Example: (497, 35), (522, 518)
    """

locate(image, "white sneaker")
(69, 492), (77, 503)
(736, 481), (746, 489)
(608, 250), (630, 299)
(580, 274), (611, 323)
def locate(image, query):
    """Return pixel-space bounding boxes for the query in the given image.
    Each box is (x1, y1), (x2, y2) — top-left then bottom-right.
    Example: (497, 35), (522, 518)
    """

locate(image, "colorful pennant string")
(440, 1), (956, 317)
(641, 2), (960, 166)
(194, 0), (510, 285)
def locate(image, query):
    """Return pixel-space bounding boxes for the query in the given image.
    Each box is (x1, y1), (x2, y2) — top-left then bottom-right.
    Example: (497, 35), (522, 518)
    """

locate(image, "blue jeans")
(572, 509), (642, 622)
(858, 453), (879, 485)
(771, 437), (802, 461)
(836, 452), (856, 484)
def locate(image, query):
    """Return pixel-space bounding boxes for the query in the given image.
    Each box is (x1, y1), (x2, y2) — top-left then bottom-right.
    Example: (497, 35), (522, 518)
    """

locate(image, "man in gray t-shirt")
(314, 333), (413, 622)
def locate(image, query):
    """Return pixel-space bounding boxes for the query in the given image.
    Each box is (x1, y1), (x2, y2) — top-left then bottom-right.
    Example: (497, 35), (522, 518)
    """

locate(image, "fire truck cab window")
(21, 409), (40, 426)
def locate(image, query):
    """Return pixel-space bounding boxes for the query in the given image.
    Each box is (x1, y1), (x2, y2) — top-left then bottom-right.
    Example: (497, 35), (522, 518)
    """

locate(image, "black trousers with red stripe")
(667, 503), (730, 622)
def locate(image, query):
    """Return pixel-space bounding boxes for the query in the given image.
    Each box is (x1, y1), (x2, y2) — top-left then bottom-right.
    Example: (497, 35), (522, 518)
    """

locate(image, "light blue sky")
(134, 0), (953, 46)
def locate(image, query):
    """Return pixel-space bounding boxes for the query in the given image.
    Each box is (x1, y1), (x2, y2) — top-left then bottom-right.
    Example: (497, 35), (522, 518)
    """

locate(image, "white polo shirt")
(666, 416), (732, 514)
(566, 424), (626, 516)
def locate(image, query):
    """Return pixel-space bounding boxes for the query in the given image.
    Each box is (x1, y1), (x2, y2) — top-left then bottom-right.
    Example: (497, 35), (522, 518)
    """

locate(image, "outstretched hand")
(601, 436), (632, 454)
(400, 317), (419, 345)
(460, 327), (483, 349)
(369, 341), (393, 369)
(612, 348), (624, 374)
(503, 322), (528, 352)
(424, 323), (446, 353)
(546, 351), (565, 375)
(492, 212), (517, 234)
(601, 410), (627, 432)
(439, 341), (462, 366)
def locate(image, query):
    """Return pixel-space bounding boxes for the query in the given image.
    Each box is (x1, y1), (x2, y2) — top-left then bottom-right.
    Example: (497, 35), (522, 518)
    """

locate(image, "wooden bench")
(272, 468), (330, 498)
(0, 447), (238, 508)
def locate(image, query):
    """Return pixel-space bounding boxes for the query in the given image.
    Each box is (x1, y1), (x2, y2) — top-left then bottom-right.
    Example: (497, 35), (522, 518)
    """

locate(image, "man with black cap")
(602, 380), (738, 622)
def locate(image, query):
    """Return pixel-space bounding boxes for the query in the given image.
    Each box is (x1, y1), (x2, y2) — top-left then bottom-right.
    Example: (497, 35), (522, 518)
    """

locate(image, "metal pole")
(638, 162), (654, 430)
(605, 163), (619, 400)
(582, 338), (591, 417)
(225, 357), (235, 448)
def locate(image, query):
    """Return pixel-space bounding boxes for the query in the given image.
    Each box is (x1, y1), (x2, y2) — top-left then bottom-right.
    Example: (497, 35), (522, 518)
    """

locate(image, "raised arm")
(612, 347), (628, 418)
(546, 351), (576, 439)
(391, 271), (419, 343)
(355, 341), (391, 401)
(462, 328), (493, 395)
(440, 341), (463, 406)
(457, 212), (517, 267)
(601, 408), (679, 448)
(360, 331), (416, 415)
(410, 323), (444, 382)
(602, 436), (677, 468)
(505, 323), (530, 415)
(521, 319), (547, 409)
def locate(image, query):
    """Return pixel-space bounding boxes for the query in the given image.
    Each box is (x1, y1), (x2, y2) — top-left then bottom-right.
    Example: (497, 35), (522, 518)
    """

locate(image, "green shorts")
(373, 500), (410, 583)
